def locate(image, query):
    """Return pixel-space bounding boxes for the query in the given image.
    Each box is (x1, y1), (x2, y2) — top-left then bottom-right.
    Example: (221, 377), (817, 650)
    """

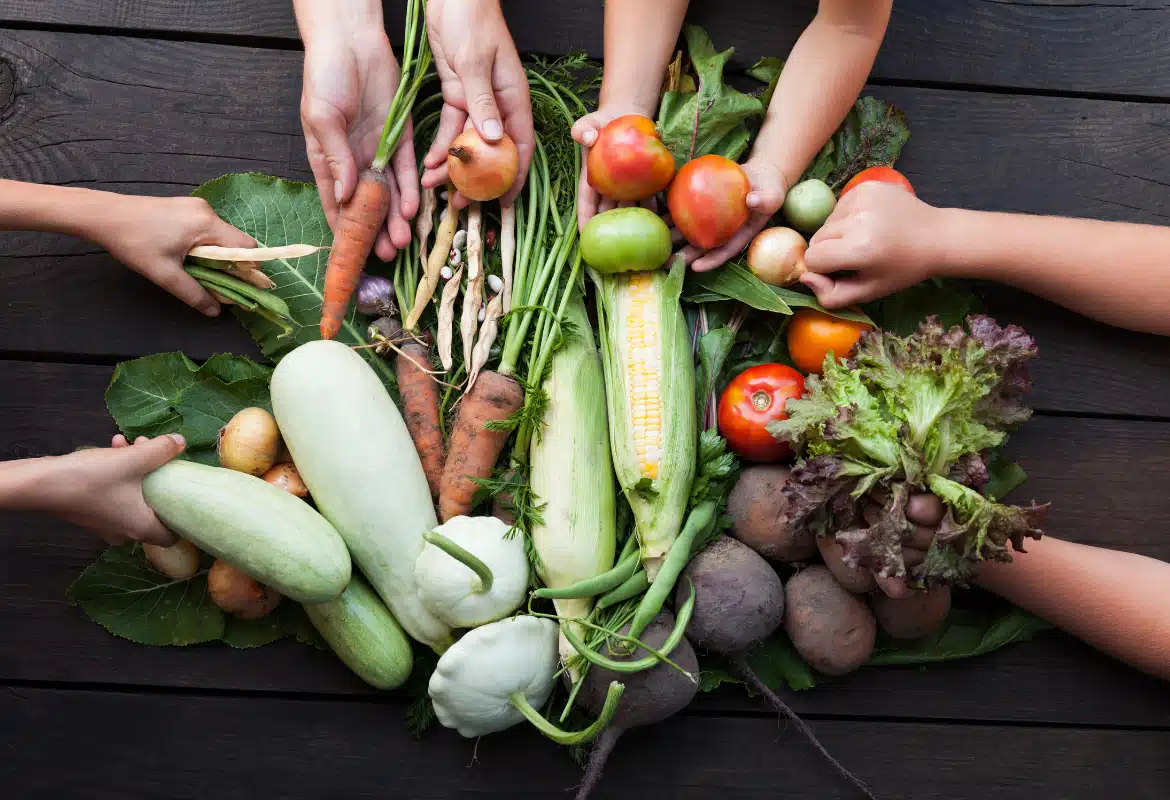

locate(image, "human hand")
(683, 160), (789, 272)
(422, 0), (534, 207)
(800, 182), (942, 308)
(93, 195), (255, 317)
(571, 104), (661, 231)
(44, 434), (187, 546)
(300, 29), (419, 261)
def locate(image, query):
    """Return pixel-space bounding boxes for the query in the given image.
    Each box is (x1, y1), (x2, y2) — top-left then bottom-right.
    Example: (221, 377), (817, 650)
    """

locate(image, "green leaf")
(748, 633), (821, 691)
(769, 286), (874, 325)
(656, 25), (765, 166)
(191, 173), (397, 398)
(983, 452), (1028, 502)
(201, 353), (272, 384)
(801, 97), (911, 190)
(747, 57), (784, 109)
(865, 280), (982, 336)
(222, 603), (320, 649)
(67, 544), (223, 646)
(868, 607), (1050, 665)
(104, 353), (202, 440)
(172, 376), (271, 461)
(685, 263), (792, 314)
(695, 326), (735, 420)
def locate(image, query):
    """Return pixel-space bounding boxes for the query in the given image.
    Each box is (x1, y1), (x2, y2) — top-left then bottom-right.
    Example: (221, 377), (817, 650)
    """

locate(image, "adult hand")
(47, 434), (187, 546)
(683, 160), (789, 272)
(95, 195), (255, 317)
(300, 30), (419, 261)
(801, 182), (940, 308)
(570, 104), (660, 231)
(422, 0), (534, 208)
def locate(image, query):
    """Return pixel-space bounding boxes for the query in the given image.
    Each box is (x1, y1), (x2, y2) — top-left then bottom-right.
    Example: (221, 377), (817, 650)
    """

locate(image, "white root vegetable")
(437, 266), (464, 371)
(460, 203), (484, 370)
(467, 292), (503, 390)
(188, 244), (322, 262)
(500, 204), (515, 312)
(406, 198), (460, 330)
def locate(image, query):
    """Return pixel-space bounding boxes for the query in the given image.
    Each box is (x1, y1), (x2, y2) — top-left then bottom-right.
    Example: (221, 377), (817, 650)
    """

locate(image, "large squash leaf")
(191, 172), (396, 396)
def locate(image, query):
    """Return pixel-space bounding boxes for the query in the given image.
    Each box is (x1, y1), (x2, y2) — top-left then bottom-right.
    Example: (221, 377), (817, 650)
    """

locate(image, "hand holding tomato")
(682, 159), (789, 272)
(572, 106), (666, 231)
(786, 309), (872, 375)
(718, 364), (806, 462)
(801, 181), (943, 309)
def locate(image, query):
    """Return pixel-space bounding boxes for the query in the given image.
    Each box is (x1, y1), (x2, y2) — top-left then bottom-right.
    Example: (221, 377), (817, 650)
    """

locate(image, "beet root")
(784, 565), (876, 676)
(574, 611), (699, 800)
(871, 584), (951, 640)
(727, 466), (817, 562)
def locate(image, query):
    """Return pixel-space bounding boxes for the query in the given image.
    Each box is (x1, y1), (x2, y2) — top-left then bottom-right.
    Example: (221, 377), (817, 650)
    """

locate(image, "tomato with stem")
(718, 364), (806, 462)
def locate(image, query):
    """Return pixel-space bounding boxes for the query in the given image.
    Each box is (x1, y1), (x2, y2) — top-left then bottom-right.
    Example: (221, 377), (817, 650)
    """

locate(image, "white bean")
(440, 190), (449, 202)
(452, 229), (468, 250)
(486, 274), (503, 294)
(449, 248), (462, 266)
(440, 266), (453, 281)
(478, 307), (486, 321)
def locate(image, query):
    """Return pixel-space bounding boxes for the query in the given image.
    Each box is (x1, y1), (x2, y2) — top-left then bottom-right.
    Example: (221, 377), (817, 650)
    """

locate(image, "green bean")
(627, 501), (716, 642)
(596, 570), (649, 610)
(533, 549), (640, 600)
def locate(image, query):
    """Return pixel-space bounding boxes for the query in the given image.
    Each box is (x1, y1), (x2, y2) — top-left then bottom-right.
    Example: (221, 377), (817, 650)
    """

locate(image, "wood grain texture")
(5, 1), (1170, 97)
(2, 687), (1167, 800)
(1, 361), (1168, 726)
(2, 31), (1170, 418)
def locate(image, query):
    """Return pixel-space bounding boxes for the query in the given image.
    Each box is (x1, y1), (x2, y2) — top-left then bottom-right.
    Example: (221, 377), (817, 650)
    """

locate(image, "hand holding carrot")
(422, 0), (534, 208)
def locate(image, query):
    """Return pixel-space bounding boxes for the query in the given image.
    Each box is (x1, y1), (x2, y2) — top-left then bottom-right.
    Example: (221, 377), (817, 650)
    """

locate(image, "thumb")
(460, 64), (505, 142)
(208, 217), (255, 250)
(746, 185), (785, 215)
(799, 272), (882, 309)
(571, 113), (602, 147)
(303, 104), (359, 204)
(126, 434), (187, 475)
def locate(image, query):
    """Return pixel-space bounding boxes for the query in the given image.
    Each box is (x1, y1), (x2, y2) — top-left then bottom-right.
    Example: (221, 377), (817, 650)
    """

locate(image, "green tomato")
(782, 179), (837, 234)
(580, 207), (673, 274)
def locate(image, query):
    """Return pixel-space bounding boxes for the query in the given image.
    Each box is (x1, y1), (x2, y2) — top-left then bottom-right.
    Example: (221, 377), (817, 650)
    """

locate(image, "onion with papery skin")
(356, 274), (396, 316)
(143, 538), (200, 581)
(747, 227), (808, 286)
(218, 407), (281, 477)
(447, 129), (519, 202)
(208, 560), (282, 619)
(262, 463), (309, 499)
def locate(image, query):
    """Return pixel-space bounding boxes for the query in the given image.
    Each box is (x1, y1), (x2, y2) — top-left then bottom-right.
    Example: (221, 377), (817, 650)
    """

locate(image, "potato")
(815, 533), (876, 593)
(784, 565), (876, 676)
(871, 585), (951, 640)
(727, 466), (816, 562)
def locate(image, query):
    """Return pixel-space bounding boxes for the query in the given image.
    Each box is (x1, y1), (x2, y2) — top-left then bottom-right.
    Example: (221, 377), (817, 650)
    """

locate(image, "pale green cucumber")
(141, 460), (350, 603)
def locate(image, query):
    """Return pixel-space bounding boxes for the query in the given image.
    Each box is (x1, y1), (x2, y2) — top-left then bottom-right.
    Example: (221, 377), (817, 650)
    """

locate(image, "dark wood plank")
(5, 1), (1170, 97)
(2, 360), (1169, 727)
(3, 30), (1170, 416)
(2, 687), (1167, 800)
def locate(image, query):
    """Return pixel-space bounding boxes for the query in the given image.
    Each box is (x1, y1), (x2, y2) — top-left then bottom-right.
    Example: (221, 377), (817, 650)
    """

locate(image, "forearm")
(0, 456), (71, 513)
(976, 536), (1170, 680)
(598, 0), (690, 115)
(293, 0), (383, 47)
(0, 180), (122, 241)
(936, 209), (1170, 336)
(752, 1), (890, 188)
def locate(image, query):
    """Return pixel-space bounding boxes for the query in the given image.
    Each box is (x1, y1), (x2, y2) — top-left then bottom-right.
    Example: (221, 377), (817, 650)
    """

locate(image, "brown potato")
(906, 493), (945, 526)
(871, 585), (952, 640)
(784, 565), (876, 676)
(816, 534), (876, 593)
(207, 560), (282, 619)
(727, 466), (816, 562)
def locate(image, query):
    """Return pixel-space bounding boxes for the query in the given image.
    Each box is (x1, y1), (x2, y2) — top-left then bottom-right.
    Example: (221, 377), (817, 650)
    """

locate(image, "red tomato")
(786, 309), (872, 375)
(718, 364), (806, 462)
(667, 155), (750, 250)
(840, 166), (915, 198)
(587, 115), (676, 202)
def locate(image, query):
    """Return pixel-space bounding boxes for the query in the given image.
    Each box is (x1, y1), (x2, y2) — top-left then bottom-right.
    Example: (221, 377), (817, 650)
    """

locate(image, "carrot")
(399, 336), (445, 501)
(320, 168), (393, 340)
(438, 370), (525, 521)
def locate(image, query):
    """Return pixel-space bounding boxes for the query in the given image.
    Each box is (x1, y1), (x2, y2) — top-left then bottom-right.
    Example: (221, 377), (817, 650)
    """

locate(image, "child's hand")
(800, 182), (942, 308)
(301, 29), (418, 261)
(422, 0), (534, 208)
(571, 104), (658, 231)
(94, 195), (255, 317)
(684, 160), (789, 272)
(45, 434), (187, 546)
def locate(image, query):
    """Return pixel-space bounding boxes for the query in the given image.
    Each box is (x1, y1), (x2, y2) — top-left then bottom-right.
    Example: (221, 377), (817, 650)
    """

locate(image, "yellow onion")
(208, 560), (282, 619)
(447, 129), (519, 202)
(746, 227), (808, 286)
(262, 462), (309, 499)
(143, 538), (200, 581)
(218, 407), (281, 476)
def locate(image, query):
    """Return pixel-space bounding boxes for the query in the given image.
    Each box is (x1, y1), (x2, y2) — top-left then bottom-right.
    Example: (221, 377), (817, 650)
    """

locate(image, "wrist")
(598, 80), (661, 120)
(299, 0), (384, 49)
(924, 206), (975, 280)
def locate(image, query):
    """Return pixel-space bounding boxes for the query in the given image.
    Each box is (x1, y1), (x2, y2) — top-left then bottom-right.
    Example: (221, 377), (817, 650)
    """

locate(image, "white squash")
(271, 339), (454, 653)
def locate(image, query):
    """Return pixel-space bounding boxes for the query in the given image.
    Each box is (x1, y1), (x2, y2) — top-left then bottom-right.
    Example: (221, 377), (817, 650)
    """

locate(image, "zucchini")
(305, 574), (413, 690)
(141, 460), (350, 603)
(271, 340), (455, 653)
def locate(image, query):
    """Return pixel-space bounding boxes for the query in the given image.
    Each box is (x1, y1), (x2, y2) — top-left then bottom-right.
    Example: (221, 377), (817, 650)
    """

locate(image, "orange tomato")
(786, 309), (873, 375)
(840, 166), (915, 198)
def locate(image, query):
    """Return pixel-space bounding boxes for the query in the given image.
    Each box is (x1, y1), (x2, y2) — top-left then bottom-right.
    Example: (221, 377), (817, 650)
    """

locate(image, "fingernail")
(583, 130), (597, 145)
(333, 180), (343, 203)
(747, 192), (760, 208)
(483, 119), (503, 140)
(169, 434), (186, 448)
(201, 303), (220, 317)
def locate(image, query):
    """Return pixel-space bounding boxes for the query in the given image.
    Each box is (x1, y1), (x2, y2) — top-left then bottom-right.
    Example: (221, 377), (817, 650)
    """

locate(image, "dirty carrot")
(398, 336), (445, 501)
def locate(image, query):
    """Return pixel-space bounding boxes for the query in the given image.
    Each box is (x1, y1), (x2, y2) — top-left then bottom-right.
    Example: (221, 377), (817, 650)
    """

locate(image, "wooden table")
(2, 2), (1169, 797)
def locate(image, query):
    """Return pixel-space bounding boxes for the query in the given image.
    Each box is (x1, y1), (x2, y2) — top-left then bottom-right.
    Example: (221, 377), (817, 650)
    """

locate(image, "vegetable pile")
(68, 21), (1056, 799)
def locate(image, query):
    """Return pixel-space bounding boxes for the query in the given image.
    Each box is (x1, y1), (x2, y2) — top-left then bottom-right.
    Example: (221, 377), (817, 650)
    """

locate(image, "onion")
(356, 274), (396, 316)
(262, 463), (309, 499)
(447, 129), (519, 202)
(143, 538), (200, 581)
(217, 407), (281, 476)
(207, 560), (282, 619)
(746, 227), (808, 286)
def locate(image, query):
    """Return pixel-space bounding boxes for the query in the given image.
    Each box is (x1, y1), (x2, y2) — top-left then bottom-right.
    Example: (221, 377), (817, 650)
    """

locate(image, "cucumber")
(141, 460), (350, 603)
(304, 574), (413, 689)
(271, 339), (455, 653)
